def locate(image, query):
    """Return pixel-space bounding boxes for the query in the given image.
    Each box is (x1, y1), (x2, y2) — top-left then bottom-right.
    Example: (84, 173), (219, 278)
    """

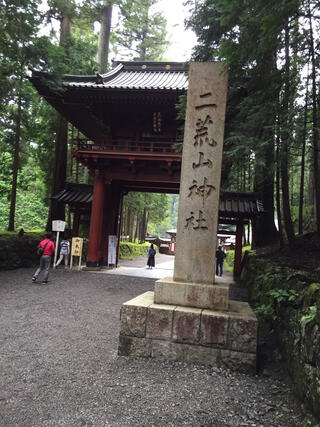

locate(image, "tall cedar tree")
(185, 0), (303, 247)
(97, 1), (113, 73)
(0, 0), (50, 230)
(114, 0), (168, 60)
(46, 0), (77, 228)
(80, 0), (117, 73)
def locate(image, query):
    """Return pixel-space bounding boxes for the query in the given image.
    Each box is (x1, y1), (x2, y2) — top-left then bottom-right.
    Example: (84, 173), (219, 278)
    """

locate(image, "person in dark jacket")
(216, 246), (226, 277)
(32, 232), (55, 285)
(147, 244), (156, 269)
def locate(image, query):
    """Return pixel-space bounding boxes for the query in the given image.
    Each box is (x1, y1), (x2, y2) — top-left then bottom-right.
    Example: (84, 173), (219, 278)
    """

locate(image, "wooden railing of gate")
(73, 138), (182, 155)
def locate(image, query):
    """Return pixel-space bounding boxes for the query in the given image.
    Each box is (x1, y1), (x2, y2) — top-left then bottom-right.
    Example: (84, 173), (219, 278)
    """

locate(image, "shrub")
(119, 242), (150, 259)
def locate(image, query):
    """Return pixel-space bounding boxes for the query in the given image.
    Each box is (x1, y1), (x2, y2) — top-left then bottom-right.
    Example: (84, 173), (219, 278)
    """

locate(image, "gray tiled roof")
(53, 184), (263, 219)
(52, 183), (93, 204)
(64, 62), (188, 91)
(219, 192), (264, 218)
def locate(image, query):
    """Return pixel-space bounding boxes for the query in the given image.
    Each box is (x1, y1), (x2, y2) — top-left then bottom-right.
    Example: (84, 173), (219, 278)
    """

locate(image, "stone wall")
(241, 253), (320, 417)
(0, 234), (148, 270)
(0, 233), (42, 270)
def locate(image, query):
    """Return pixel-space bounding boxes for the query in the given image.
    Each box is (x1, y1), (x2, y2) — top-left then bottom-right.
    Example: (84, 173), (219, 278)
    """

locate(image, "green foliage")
(0, 190), (48, 231)
(243, 253), (320, 416)
(224, 245), (251, 271)
(302, 418), (320, 427)
(304, 283), (320, 304)
(0, 151), (12, 197)
(254, 289), (299, 321)
(268, 288), (299, 304)
(119, 241), (149, 259)
(47, 0), (77, 20)
(173, 93), (188, 153)
(0, 158), (48, 231)
(0, 231), (45, 270)
(253, 284), (300, 324)
(123, 192), (172, 240)
(291, 205), (316, 234)
(185, 0), (320, 243)
(254, 304), (276, 321)
(113, 0), (168, 60)
(300, 306), (317, 327)
(60, 24), (98, 75)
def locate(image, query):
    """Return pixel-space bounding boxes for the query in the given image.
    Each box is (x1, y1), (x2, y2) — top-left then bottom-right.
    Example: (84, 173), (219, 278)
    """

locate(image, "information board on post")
(52, 220), (66, 232)
(52, 220), (66, 268)
(70, 237), (83, 270)
(108, 235), (117, 266)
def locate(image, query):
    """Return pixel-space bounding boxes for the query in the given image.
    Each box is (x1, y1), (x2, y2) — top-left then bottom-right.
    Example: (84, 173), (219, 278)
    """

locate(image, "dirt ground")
(0, 265), (317, 426)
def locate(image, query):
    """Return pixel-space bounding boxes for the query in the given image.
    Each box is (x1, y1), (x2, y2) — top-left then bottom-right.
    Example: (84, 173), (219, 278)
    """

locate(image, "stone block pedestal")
(117, 63), (256, 373)
(118, 291), (258, 373)
(154, 277), (229, 310)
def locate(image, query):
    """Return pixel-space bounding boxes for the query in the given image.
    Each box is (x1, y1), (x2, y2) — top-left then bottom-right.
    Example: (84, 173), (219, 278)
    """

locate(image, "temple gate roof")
(62, 62), (188, 91)
(53, 183), (264, 220)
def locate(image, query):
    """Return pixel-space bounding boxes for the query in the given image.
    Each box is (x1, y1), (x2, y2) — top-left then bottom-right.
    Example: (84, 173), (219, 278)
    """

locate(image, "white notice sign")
(108, 235), (117, 265)
(52, 220), (66, 232)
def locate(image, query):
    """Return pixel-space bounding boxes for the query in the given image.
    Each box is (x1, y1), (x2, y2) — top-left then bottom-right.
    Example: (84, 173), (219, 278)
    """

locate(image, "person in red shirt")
(32, 232), (55, 285)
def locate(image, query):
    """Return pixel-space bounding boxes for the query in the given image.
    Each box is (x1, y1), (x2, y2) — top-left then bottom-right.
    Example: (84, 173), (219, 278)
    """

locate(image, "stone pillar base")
(154, 277), (229, 310)
(118, 291), (258, 373)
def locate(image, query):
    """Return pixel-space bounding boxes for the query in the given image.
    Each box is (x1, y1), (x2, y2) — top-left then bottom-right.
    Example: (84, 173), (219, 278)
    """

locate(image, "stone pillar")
(154, 62), (229, 309)
(119, 63), (258, 372)
(234, 220), (244, 276)
(86, 170), (105, 267)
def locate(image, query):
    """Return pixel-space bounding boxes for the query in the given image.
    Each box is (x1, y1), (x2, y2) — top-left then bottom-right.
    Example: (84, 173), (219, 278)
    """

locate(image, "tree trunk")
(139, 207), (146, 243)
(46, 14), (71, 229)
(121, 205), (126, 240)
(252, 51), (279, 248)
(8, 84), (23, 231)
(252, 133), (279, 247)
(145, 211), (149, 239)
(275, 129), (284, 246)
(127, 207), (133, 241)
(308, 1), (320, 233)
(134, 213), (139, 242)
(97, 1), (113, 74)
(46, 114), (68, 227)
(139, 27), (148, 61)
(280, 21), (295, 245)
(298, 74), (309, 234)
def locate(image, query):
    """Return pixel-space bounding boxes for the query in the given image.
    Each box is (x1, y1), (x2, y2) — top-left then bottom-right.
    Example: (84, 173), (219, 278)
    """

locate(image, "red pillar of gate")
(99, 183), (112, 266)
(100, 182), (121, 266)
(86, 170), (105, 267)
(115, 191), (124, 266)
(234, 220), (244, 276)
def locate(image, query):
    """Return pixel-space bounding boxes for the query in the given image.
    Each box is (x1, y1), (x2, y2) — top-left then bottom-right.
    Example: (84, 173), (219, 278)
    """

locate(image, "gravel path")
(0, 266), (316, 426)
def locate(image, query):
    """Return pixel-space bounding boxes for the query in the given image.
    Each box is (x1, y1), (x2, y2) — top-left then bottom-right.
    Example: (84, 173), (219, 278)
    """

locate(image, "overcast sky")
(40, 0), (197, 62)
(154, 0), (197, 61)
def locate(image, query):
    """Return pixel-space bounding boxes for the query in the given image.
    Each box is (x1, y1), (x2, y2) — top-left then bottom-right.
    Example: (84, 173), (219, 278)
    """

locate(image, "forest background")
(1, 0), (320, 247)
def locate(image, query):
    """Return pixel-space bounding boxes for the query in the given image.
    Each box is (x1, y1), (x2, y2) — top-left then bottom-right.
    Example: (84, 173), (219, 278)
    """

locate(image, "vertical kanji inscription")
(174, 62), (228, 285)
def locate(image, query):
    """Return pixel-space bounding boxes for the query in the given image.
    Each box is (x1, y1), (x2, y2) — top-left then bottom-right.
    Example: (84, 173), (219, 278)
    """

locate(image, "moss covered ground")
(242, 240), (320, 418)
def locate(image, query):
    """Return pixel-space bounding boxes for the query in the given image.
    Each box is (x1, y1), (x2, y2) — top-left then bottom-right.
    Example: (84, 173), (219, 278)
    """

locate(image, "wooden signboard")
(70, 237), (83, 269)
